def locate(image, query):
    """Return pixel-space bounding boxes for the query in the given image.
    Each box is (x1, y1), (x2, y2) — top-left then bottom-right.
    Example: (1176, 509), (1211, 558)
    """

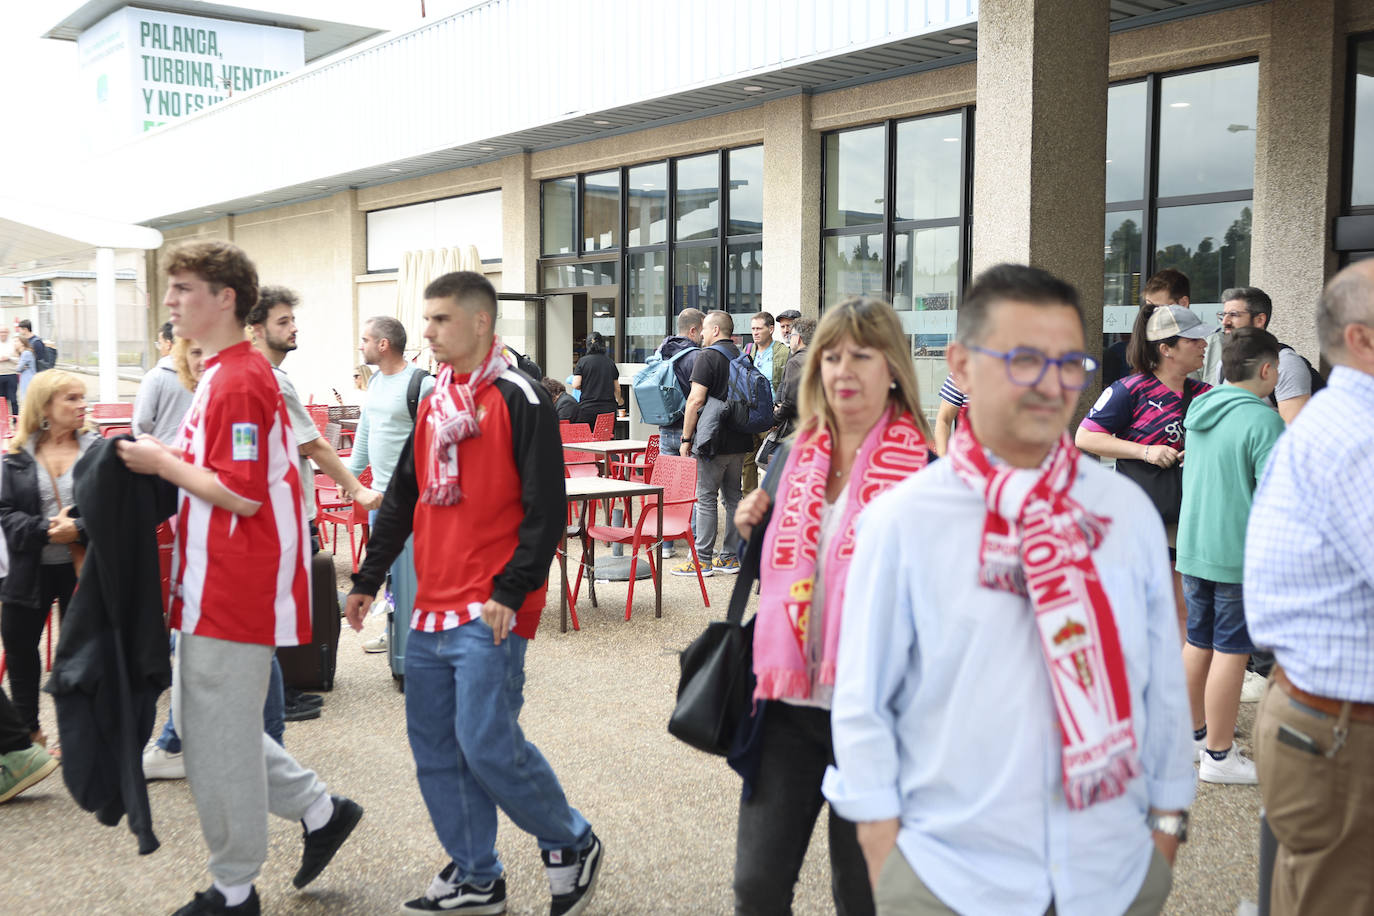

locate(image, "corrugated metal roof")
(49, 0), (1264, 229)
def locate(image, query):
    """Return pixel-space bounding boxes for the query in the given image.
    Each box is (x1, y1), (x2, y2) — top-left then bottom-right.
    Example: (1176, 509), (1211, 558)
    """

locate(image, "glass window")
(626, 251), (666, 363)
(1353, 40), (1374, 207)
(541, 260), (618, 289)
(894, 113), (962, 222)
(1104, 210), (1144, 313)
(673, 245), (718, 314)
(1154, 200), (1253, 305)
(728, 146), (764, 236)
(367, 190), (503, 271)
(726, 242), (763, 322)
(823, 234), (885, 309)
(675, 153), (720, 241)
(1157, 63), (1258, 198)
(892, 227), (960, 354)
(824, 126), (886, 228)
(541, 178), (576, 256)
(626, 162), (668, 248)
(582, 170), (620, 251)
(1106, 82), (1147, 203)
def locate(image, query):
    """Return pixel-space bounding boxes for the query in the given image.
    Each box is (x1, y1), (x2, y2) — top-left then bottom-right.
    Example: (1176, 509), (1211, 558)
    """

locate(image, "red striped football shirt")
(169, 341), (312, 646)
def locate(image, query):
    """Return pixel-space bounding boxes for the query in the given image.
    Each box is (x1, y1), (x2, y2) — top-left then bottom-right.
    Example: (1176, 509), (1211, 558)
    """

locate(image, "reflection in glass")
(626, 251), (666, 363)
(726, 242), (763, 322)
(542, 178), (576, 255)
(582, 170), (620, 251)
(541, 260), (618, 289)
(591, 296), (618, 359)
(892, 227), (959, 352)
(675, 153), (720, 241)
(823, 234), (885, 309)
(728, 146), (764, 236)
(824, 126), (886, 228)
(1353, 40), (1374, 207)
(673, 245), (718, 314)
(1104, 210), (1144, 311)
(1154, 200), (1252, 305)
(627, 163), (668, 247)
(1157, 63), (1258, 198)
(1106, 82), (1147, 203)
(895, 113), (962, 221)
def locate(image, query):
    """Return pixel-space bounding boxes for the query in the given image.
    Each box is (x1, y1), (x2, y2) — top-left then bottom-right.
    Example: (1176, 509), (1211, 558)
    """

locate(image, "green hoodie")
(1176, 385), (1286, 583)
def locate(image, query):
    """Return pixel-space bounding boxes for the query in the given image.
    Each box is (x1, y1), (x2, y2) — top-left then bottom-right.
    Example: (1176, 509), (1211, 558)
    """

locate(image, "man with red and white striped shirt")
(119, 241), (361, 916)
(345, 271), (603, 916)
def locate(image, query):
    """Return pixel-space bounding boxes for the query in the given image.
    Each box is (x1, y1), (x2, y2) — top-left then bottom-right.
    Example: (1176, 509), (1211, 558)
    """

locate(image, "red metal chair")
(579, 455), (709, 618)
(90, 402), (134, 420)
(316, 468), (372, 571)
(591, 411), (614, 441)
(306, 405), (331, 436)
(101, 424), (133, 439)
(561, 422), (599, 479)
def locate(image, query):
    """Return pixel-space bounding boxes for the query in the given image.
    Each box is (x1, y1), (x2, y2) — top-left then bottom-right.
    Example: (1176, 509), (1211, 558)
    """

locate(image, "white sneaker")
(362, 632), (388, 654)
(1199, 746), (1258, 785)
(142, 745), (186, 781)
(1241, 670), (1267, 703)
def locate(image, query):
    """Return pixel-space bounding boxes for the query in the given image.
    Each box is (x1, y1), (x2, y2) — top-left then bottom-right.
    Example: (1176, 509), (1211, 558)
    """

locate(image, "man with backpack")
(16, 320), (54, 372)
(648, 308), (704, 456)
(675, 309), (753, 577)
(348, 315), (435, 657)
(1201, 286), (1322, 423)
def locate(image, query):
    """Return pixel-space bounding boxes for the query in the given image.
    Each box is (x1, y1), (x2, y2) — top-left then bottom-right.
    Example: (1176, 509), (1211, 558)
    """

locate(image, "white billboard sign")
(77, 6), (304, 144)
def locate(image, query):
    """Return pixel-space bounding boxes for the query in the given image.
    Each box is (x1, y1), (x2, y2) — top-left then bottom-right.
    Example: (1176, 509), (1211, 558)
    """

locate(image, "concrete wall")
(135, 0), (1367, 401)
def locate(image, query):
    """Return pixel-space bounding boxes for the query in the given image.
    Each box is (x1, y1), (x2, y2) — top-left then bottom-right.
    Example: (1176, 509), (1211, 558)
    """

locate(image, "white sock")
(302, 793), (334, 833)
(213, 881), (253, 907)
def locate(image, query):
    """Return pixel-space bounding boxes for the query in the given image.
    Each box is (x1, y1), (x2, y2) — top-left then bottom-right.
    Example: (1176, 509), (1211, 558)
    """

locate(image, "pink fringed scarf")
(947, 411), (1140, 809)
(421, 337), (512, 506)
(754, 410), (929, 700)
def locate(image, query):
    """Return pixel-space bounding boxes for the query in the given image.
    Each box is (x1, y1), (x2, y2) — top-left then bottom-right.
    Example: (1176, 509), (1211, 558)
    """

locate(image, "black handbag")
(668, 443), (789, 756)
(1114, 383), (1196, 525)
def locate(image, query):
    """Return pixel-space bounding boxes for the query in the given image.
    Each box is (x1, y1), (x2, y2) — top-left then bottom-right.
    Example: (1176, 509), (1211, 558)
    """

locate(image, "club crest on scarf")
(948, 409), (1140, 810)
(422, 337), (513, 506)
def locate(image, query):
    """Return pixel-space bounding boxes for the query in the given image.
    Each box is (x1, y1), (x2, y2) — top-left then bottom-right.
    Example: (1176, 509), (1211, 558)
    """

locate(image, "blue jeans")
(1182, 575), (1254, 655)
(158, 633), (287, 750)
(405, 623), (590, 884)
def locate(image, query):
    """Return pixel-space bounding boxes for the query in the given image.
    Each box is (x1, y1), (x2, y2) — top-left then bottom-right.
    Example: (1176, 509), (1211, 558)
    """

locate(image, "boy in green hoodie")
(1177, 327), (1286, 785)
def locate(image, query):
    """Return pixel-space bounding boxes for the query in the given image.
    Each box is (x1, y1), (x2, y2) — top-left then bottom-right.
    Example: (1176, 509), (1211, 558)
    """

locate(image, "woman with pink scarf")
(731, 298), (934, 916)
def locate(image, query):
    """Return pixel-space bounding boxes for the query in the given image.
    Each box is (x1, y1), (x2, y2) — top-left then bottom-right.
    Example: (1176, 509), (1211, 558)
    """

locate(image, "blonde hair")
(796, 296), (932, 443)
(354, 364), (373, 389)
(172, 337), (204, 392)
(10, 370), (92, 453)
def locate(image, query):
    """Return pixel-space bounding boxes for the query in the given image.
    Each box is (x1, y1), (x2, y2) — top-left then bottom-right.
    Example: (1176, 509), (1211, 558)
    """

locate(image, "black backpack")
(1271, 344), (1325, 407)
(34, 338), (57, 371)
(503, 345), (542, 383)
(406, 368), (431, 421)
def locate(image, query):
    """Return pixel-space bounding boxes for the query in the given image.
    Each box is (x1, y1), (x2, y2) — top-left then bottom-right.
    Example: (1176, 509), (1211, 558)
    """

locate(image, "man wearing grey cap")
(775, 309), (802, 342)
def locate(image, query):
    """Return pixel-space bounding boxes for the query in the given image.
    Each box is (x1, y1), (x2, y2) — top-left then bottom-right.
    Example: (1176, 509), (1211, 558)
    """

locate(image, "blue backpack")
(632, 346), (695, 426)
(713, 342), (774, 435)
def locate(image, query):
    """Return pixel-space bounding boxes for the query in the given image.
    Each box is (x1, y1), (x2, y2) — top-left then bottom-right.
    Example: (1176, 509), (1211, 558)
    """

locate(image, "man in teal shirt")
(742, 310), (789, 492)
(1176, 327), (1286, 785)
(349, 316), (435, 656)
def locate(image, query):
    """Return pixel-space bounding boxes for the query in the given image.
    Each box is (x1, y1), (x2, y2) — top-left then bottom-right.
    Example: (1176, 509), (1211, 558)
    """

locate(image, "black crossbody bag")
(1113, 384), (1196, 525)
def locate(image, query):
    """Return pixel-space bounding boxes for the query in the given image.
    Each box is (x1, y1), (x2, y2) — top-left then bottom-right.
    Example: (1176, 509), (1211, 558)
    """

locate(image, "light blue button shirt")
(1244, 366), (1374, 703)
(753, 340), (776, 389)
(822, 457), (1195, 916)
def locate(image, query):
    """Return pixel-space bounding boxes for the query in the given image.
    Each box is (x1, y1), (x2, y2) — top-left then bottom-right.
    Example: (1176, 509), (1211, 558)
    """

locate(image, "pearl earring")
(889, 380), (897, 390)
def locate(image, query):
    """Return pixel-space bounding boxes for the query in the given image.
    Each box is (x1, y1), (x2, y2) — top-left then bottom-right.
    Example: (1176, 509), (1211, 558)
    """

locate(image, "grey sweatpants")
(173, 632), (328, 886)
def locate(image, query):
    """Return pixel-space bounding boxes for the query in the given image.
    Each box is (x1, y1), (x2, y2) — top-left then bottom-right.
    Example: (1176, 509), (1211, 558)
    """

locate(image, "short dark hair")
(751, 311), (774, 328)
(161, 240), (259, 323)
(158, 321), (174, 343)
(16, 319), (32, 332)
(676, 308), (704, 335)
(540, 376), (566, 399)
(1144, 268), (1191, 303)
(424, 271), (497, 320)
(1222, 286), (1273, 325)
(956, 263), (1083, 346)
(1221, 327), (1280, 383)
(791, 317), (817, 346)
(1127, 303), (1175, 374)
(246, 285), (300, 327)
(365, 315), (406, 353)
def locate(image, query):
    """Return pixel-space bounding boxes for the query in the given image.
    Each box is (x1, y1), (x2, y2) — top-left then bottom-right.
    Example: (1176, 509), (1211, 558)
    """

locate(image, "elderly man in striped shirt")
(1243, 259), (1374, 916)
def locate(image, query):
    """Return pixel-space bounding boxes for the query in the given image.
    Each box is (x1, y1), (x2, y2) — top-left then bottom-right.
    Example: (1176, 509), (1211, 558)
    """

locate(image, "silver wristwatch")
(1146, 811), (1189, 842)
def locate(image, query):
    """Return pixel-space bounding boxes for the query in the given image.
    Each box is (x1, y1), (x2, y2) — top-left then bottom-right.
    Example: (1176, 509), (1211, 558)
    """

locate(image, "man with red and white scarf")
(344, 272), (602, 916)
(822, 264), (1195, 916)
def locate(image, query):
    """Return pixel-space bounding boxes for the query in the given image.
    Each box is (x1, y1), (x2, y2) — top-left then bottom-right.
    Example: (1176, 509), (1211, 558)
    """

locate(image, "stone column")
(761, 94), (821, 317)
(501, 152), (541, 295)
(972, 0), (1109, 381)
(1249, 0), (1340, 364)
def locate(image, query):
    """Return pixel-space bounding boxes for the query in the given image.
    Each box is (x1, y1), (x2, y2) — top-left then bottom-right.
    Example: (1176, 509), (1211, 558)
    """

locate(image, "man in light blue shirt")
(823, 264), (1195, 916)
(348, 316), (435, 657)
(1243, 259), (1374, 916)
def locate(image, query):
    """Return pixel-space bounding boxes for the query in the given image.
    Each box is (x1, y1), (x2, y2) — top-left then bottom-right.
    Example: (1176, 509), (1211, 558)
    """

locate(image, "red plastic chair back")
(647, 455), (697, 535)
(306, 405), (330, 435)
(91, 402), (134, 420)
(592, 412), (614, 440)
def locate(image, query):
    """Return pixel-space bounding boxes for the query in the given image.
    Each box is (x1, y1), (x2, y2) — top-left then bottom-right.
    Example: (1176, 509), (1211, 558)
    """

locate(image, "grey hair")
(1318, 266), (1374, 361)
(365, 315), (407, 353)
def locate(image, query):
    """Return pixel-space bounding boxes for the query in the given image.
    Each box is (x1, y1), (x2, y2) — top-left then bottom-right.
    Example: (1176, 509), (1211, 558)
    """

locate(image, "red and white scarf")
(754, 410), (929, 700)
(421, 337), (512, 506)
(947, 411), (1140, 809)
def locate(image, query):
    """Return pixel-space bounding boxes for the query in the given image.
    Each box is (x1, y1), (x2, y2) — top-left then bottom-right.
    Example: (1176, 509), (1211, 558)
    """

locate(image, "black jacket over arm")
(45, 437), (178, 854)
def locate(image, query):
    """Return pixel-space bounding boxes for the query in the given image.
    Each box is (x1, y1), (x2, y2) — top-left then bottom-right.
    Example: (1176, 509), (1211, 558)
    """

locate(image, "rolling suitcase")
(386, 536), (419, 691)
(277, 552), (341, 691)
(387, 603), (409, 692)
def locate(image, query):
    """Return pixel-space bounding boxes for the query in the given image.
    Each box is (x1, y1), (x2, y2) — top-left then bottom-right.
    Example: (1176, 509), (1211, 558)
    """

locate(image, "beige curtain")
(394, 245), (482, 362)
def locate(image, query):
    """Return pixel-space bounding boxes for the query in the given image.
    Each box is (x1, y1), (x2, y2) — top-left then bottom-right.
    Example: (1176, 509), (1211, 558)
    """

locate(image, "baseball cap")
(775, 309), (802, 321)
(1145, 305), (1215, 342)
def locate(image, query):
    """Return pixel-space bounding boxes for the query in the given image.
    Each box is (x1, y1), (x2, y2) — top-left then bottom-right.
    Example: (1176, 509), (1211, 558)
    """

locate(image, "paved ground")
(1, 545), (1262, 915)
